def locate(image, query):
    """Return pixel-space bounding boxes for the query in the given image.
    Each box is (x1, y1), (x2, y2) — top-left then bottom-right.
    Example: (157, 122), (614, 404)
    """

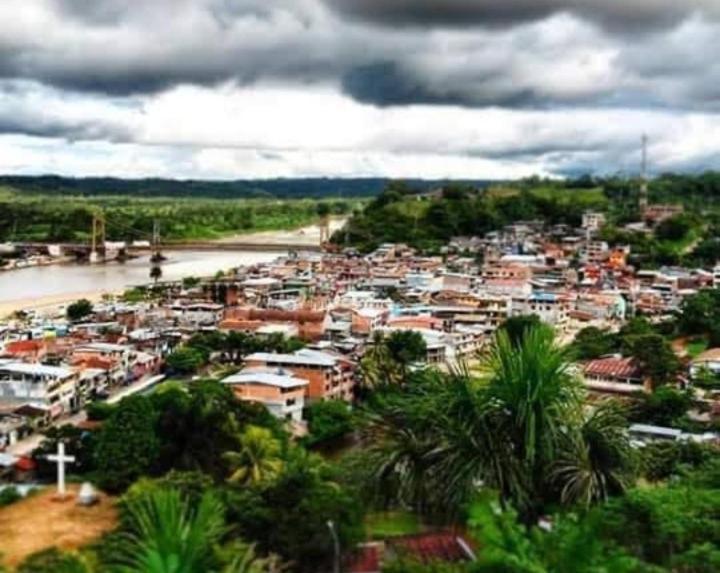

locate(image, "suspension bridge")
(8, 212), (328, 261)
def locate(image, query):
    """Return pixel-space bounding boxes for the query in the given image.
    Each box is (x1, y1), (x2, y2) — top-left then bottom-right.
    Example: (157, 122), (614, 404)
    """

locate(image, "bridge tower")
(150, 219), (165, 264)
(319, 215), (331, 245)
(89, 213), (106, 264)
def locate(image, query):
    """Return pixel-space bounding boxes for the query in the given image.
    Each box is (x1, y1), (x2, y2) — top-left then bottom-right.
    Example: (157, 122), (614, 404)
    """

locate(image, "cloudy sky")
(0, 0), (719, 180)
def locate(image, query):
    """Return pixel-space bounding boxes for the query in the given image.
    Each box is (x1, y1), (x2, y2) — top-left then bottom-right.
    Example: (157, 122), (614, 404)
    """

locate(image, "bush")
(17, 548), (88, 573)
(304, 400), (355, 447)
(0, 486), (22, 507)
(66, 299), (93, 322)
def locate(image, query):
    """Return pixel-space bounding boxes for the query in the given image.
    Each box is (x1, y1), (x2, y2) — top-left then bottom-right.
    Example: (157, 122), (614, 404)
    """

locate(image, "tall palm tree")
(224, 425), (284, 486)
(362, 325), (635, 521)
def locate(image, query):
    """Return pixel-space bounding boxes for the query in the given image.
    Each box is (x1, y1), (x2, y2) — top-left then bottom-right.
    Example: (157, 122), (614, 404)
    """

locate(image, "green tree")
(627, 334), (679, 387)
(166, 347), (206, 375)
(95, 396), (160, 493)
(655, 214), (693, 241)
(385, 330), (428, 367)
(226, 450), (364, 573)
(551, 403), (636, 506)
(362, 326), (635, 521)
(151, 380), (277, 480)
(571, 327), (615, 361)
(305, 400), (355, 447)
(224, 425), (284, 486)
(467, 496), (642, 573)
(66, 298), (94, 322)
(630, 386), (692, 427)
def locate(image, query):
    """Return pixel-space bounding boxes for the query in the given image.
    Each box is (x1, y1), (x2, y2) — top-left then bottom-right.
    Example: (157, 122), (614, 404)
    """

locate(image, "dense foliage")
(0, 189), (354, 243)
(360, 326), (636, 522)
(335, 182), (607, 252)
(0, 176), (489, 200)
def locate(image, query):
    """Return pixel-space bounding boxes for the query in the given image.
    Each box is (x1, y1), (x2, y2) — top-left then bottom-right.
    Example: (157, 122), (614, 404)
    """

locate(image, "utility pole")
(327, 520), (340, 573)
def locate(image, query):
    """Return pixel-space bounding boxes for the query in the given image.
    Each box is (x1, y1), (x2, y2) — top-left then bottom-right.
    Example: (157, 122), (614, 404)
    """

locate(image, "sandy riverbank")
(0, 290), (116, 319)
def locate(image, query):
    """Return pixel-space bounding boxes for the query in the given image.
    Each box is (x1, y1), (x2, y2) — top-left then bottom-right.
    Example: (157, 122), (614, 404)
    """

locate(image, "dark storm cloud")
(341, 61), (556, 108)
(322, 0), (720, 33)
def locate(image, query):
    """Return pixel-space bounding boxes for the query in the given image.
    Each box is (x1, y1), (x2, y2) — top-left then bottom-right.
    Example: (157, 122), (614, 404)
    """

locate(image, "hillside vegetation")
(0, 191), (357, 243)
(334, 173), (720, 267)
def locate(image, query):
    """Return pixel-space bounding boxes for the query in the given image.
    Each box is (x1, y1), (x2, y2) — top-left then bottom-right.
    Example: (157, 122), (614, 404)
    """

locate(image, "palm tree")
(224, 425), (284, 486)
(361, 325), (635, 521)
(360, 331), (403, 389)
(551, 402), (636, 507)
(150, 264), (163, 284)
(107, 488), (225, 573)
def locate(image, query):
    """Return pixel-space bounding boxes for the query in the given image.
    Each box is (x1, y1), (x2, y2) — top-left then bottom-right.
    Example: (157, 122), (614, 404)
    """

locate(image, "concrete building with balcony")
(222, 368), (308, 422)
(244, 349), (355, 402)
(0, 360), (79, 418)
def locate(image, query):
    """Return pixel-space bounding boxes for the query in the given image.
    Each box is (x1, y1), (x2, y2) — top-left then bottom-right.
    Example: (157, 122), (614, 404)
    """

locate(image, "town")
(0, 181), (718, 571)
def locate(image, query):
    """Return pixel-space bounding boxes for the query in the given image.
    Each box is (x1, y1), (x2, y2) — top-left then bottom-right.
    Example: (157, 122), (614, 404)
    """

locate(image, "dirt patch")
(0, 484), (118, 567)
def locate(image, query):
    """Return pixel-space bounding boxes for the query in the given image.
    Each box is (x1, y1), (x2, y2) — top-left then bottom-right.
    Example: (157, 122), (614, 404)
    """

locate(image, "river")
(0, 249), (285, 315)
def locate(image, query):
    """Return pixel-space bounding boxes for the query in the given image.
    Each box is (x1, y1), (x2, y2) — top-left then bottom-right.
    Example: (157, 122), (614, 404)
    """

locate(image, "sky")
(0, 0), (719, 180)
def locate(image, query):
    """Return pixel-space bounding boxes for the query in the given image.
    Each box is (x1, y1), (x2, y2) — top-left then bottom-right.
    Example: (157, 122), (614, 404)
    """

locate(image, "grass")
(365, 510), (423, 539)
(686, 338), (709, 359)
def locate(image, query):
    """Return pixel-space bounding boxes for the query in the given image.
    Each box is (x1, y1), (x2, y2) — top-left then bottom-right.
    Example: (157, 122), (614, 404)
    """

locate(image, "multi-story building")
(221, 368), (308, 422)
(0, 360), (79, 418)
(244, 349), (355, 402)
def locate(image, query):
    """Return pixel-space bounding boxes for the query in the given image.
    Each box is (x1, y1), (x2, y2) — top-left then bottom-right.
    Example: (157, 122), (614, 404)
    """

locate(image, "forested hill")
(333, 173), (720, 262)
(0, 175), (494, 199)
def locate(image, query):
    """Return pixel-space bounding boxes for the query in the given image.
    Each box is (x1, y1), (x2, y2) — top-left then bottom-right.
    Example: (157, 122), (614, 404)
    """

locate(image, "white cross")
(47, 442), (76, 497)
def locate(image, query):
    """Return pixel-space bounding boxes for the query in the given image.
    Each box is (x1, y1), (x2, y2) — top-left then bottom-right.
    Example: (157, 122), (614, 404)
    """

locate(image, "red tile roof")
(389, 532), (475, 564)
(4, 340), (44, 353)
(583, 357), (641, 379)
(345, 545), (381, 573)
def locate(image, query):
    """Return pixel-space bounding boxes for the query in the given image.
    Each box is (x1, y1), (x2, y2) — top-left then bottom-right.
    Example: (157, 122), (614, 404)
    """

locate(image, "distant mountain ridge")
(0, 175), (495, 199)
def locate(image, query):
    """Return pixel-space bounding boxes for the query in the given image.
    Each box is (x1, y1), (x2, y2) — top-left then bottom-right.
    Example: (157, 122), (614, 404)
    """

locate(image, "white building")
(0, 360), (79, 418)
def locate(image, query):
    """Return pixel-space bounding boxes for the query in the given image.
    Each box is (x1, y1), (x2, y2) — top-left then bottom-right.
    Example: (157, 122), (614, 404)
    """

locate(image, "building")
(643, 204), (684, 226)
(690, 348), (720, 380)
(582, 356), (647, 394)
(221, 368), (308, 421)
(244, 349), (355, 402)
(0, 360), (79, 418)
(582, 211), (606, 231)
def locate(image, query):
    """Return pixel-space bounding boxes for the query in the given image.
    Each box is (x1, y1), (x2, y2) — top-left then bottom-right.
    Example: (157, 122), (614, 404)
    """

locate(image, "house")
(351, 308), (389, 335)
(0, 361), (80, 418)
(221, 368), (308, 422)
(582, 356), (647, 394)
(1, 339), (50, 363)
(244, 349), (355, 402)
(690, 348), (720, 380)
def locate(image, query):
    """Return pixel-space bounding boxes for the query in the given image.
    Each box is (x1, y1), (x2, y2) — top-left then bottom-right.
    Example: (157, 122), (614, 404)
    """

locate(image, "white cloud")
(2, 82), (720, 179)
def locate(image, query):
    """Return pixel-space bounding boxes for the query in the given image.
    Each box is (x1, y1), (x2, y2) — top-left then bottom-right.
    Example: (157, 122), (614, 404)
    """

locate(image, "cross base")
(50, 492), (74, 503)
